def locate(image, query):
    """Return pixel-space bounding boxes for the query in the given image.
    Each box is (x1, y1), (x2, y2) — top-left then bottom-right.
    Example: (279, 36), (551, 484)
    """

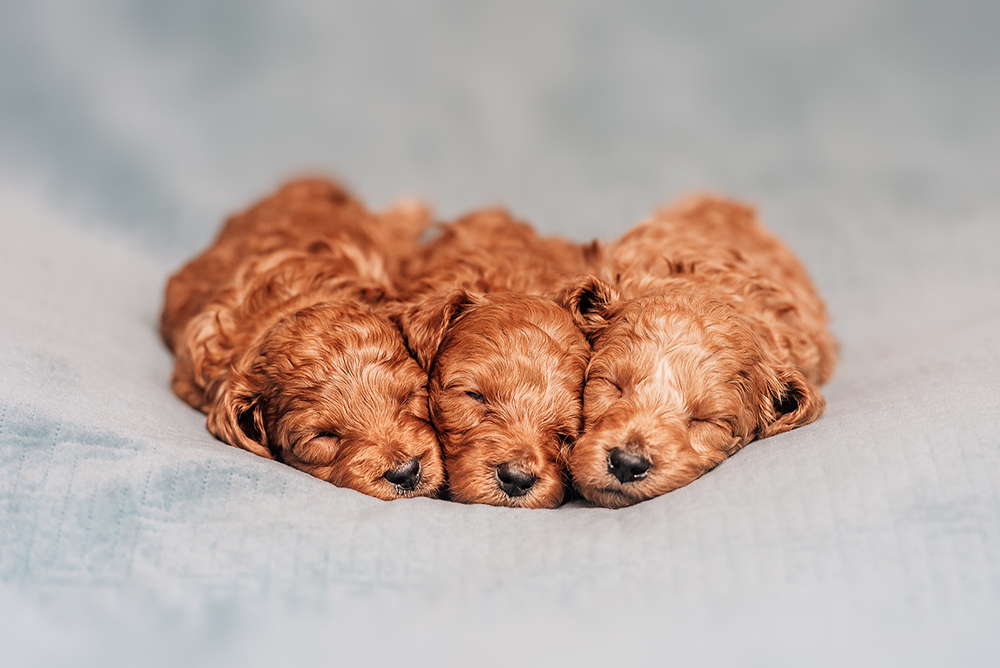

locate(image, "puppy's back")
(161, 178), (397, 351)
(611, 197), (809, 289)
(609, 196), (836, 383)
(402, 208), (591, 297)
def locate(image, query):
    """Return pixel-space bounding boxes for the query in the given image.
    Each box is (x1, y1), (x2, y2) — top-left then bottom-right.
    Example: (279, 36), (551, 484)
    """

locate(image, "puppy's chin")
(577, 486), (644, 510)
(445, 451), (566, 509)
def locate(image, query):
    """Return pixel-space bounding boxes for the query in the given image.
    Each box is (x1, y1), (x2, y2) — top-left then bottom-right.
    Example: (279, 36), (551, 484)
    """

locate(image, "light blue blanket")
(2, 1), (998, 666)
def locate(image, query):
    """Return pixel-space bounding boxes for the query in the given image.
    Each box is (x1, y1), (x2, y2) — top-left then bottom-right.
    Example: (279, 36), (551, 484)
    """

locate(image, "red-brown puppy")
(392, 210), (592, 508)
(563, 196), (836, 508)
(161, 178), (444, 500)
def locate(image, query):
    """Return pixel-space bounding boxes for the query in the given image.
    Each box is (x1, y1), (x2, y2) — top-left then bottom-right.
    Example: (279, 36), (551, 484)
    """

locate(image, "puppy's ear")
(170, 305), (237, 411)
(759, 365), (826, 438)
(206, 371), (275, 460)
(558, 276), (621, 339)
(391, 289), (478, 370)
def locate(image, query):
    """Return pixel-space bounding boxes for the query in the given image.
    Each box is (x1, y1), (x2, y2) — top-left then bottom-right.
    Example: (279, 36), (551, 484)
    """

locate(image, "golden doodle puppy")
(390, 210), (593, 508)
(161, 178), (444, 500)
(563, 196), (836, 508)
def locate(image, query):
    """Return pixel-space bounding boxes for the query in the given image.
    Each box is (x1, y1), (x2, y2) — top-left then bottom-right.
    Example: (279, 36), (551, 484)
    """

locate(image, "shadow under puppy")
(161, 178), (444, 500)
(391, 209), (594, 508)
(563, 196), (837, 508)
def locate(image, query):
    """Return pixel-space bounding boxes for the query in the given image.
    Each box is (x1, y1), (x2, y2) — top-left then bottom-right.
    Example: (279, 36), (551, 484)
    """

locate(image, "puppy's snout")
(383, 457), (422, 491)
(607, 448), (650, 484)
(496, 462), (537, 498)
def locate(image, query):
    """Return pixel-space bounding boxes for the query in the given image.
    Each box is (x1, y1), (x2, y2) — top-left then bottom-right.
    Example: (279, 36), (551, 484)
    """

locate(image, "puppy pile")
(161, 178), (836, 509)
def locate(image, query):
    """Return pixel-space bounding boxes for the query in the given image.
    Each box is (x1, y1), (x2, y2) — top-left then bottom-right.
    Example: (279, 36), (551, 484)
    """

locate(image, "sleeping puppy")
(161, 178), (444, 500)
(391, 209), (593, 508)
(563, 196), (836, 508)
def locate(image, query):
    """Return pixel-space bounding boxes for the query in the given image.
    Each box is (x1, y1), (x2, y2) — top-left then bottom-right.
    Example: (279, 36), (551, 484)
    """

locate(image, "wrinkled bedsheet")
(2, 2), (998, 666)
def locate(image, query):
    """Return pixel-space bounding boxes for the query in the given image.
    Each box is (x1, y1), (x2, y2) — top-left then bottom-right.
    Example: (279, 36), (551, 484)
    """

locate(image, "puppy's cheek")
(648, 446), (711, 496)
(524, 442), (571, 508)
(582, 395), (616, 430)
(527, 470), (566, 509)
(326, 458), (401, 501)
(431, 404), (482, 444)
(413, 431), (446, 496)
(436, 415), (489, 465)
(443, 447), (495, 504)
(568, 432), (611, 484)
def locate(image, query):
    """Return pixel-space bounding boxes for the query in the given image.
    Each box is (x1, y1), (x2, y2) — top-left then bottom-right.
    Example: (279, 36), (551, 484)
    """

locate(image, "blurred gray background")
(4, 1), (999, 343)
(1, 1), (998, 666)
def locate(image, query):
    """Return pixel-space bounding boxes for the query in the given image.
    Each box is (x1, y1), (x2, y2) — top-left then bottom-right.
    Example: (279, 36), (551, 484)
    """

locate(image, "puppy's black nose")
(496, 462), (536, 498)
(384, 458), (421, 491)
(607, 448), (650, 483)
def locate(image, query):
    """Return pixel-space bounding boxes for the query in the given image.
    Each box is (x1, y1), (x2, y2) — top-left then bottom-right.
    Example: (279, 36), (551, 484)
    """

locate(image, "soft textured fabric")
(2, 1), (998, 666)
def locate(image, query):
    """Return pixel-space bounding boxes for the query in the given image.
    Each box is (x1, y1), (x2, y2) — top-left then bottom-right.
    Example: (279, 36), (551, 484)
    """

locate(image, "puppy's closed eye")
(688, 413), (737, 431)
(293, 431), (341, 465)
(465, 390), (485, 403)
(687, 418), (723, 435)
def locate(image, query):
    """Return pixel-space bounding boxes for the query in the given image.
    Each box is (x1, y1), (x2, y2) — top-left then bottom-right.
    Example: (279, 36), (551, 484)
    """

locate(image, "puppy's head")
(393, 291), (589, 508)
(563, 277), (824, 508)
(206, 301), (444, 500)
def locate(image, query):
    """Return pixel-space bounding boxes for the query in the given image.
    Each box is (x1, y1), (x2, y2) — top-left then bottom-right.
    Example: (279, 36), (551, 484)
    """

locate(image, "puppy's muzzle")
(383, 458), (422, 492)
(495, 462), (537, 498)
(607, 447), (650, 484)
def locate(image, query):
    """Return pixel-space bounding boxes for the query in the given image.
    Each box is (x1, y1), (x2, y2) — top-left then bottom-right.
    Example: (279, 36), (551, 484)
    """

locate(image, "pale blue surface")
(2, 2), (999, 666)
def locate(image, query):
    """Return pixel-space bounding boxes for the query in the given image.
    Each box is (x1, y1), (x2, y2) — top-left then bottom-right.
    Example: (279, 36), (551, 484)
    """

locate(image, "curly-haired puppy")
(391, 209), (593, 508)
(563, 196), (836, 508)
(161, 178), (444, 500)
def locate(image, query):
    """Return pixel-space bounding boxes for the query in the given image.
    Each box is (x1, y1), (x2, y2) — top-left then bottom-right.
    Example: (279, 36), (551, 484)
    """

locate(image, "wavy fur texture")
(161, 178), (444, 501)
(390, 210), (592, 508)
(562, 196), (836, 508)
(163, 185), (834, 510)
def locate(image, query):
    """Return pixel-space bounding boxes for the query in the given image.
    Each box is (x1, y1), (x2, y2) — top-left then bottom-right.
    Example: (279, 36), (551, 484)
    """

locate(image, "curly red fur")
(390, 209), (592, 508)
(563, 196), (836, 508)
(161, 178), (444, 500)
